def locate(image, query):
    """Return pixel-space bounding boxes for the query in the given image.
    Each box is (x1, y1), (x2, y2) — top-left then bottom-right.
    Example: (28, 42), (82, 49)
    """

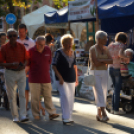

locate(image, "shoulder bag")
(83, 46), (97, 86)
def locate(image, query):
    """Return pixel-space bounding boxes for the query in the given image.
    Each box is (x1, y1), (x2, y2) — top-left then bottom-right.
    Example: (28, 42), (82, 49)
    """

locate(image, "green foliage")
(0, 0), (42, 16)
(53, 0), (74, 9)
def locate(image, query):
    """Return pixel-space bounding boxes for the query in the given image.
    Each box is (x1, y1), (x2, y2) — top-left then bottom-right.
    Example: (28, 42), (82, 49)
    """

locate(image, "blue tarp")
(44, 7), (68, 24)
(97, 0), (134, 33)
(97, 0), (134, 19)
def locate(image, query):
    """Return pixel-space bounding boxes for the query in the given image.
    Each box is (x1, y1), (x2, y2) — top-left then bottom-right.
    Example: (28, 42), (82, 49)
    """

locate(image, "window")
(26, 8), (30, 14)
(33, 6), (38, 11)
(17, 9), (21, 19)
(0, 18), (3, 30)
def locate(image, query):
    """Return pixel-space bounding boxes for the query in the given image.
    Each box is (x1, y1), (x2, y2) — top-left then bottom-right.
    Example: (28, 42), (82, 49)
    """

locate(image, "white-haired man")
(26, 36), (59, 120)
(0, 28), (28, 122)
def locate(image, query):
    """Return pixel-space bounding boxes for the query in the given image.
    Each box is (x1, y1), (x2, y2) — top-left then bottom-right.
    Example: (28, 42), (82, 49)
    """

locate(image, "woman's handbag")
(83, 46), (97, 86)
(83, 59), (95, 86)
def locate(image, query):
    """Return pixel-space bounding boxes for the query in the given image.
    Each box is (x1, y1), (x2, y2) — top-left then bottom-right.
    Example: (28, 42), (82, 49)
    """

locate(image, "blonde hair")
(60, 34), (74, 47)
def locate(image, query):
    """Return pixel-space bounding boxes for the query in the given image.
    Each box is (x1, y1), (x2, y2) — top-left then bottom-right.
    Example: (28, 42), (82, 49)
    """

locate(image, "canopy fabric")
(101, 15), (134, 34)
(44, 6), (68, 24)
(44, 5), (96, 24)
(21, 5), (57, 38)
(97, 0), (134, 19)
(97, 0), (134, 33)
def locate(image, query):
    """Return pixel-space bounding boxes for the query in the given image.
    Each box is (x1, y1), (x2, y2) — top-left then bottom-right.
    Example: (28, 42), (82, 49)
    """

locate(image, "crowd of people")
(89, 31), (134, 122)
(0, 23), (133, 125)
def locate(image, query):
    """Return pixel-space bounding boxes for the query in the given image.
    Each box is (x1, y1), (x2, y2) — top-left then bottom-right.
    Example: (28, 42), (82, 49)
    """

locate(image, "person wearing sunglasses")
(0, 28), (29, 122)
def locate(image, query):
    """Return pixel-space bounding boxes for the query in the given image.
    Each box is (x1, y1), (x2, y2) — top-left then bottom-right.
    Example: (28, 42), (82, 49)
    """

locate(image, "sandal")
(101, 116), (109, 122)
(96, 115), (102, 121)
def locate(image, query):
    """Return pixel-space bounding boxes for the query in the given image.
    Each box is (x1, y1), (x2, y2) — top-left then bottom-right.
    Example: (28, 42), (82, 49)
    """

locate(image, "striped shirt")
(1, 42), (28, 69)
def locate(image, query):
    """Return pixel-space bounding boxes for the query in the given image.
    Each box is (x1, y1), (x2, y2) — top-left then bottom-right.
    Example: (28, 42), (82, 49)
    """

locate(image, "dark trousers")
(109, 67), (122, 111)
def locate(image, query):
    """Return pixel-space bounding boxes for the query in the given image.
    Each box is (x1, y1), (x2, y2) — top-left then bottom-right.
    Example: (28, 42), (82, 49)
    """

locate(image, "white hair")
(7, 28), (18, 36)
(125, 48), (134, 55)
(36, 36), (46, 42)
(95, 30), (107, 41)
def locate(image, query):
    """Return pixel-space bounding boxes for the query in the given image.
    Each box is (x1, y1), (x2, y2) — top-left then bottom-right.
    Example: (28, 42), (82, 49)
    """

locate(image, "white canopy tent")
(22, 5), (85, 39)
(21, 5), (57, 38)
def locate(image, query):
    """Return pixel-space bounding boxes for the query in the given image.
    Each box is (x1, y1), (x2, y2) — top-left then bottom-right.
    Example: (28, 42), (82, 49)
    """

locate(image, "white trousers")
(92, 70), (108, 107)
(56, 81), (75, 121)
(5, 69), (26, 118)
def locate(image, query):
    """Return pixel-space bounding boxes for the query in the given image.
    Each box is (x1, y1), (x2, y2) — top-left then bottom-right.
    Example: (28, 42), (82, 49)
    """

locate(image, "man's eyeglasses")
(8, 34), (17, 38)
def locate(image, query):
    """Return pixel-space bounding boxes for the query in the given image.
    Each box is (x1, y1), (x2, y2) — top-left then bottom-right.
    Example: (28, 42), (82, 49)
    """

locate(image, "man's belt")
(6, 68), (24, 71)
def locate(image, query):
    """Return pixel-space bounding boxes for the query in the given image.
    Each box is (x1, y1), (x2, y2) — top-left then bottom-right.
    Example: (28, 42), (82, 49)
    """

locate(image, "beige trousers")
(5, 69), (26, 118)
(29, 83), (56, 117)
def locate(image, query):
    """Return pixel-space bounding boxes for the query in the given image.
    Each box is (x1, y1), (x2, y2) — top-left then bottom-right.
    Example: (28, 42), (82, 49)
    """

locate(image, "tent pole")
(68, 21), (71, 34)
(95, 0), (99, 31)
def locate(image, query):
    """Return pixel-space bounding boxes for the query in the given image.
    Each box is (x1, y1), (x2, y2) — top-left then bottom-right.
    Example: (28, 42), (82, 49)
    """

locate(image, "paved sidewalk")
(0, 95), (134, 134)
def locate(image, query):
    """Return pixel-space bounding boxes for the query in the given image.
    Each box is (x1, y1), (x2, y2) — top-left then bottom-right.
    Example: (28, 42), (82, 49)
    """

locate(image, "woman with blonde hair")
(89, 31), (113, 122)
(52, 34), (78, 125)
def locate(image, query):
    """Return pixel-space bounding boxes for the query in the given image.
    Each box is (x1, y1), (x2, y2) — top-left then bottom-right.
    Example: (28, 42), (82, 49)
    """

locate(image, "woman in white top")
(89, 31), (113, 122)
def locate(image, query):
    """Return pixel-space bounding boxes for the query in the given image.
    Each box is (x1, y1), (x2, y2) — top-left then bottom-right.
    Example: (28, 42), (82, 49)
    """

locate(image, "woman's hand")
(59, 77), (64, 85)
(75, 80), (79, 87)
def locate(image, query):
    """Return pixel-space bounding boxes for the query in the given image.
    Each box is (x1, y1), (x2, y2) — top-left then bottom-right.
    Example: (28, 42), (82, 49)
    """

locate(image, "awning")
(44, 6), (68, 24)
(97, 0), (134, 19)
(97, 0), (134, 33)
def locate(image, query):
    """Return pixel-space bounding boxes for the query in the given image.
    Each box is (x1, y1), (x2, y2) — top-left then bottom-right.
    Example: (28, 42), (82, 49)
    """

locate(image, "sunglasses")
(8, 34), (17, 38)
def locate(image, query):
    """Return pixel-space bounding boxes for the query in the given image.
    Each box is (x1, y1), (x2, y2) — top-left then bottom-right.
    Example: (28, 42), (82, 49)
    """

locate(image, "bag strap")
(94, 45), (98, 57)
(87, 45), (97, 74)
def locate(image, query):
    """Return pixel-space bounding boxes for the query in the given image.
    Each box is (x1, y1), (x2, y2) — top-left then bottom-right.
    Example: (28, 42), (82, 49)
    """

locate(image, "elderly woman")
(108, 32), (127, 115)
(89, 31), (113, 122)
(52, 34), (78, 125)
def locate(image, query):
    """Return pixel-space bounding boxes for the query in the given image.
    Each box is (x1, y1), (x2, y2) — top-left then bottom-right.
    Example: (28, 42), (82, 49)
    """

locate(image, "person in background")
(17, 24), (35, 111)
(0, 32), (6, 46)
(52, 34), (78, 125)
(0, 28), (28, 122)
(0, 32), (6, 82)
(45, 33), (55, 85)
(0, 32), (7, 108)
(27, 36), (59, 120)
(119, 48), (134, 97)
(89, 31), (113, 122)
(108, 32), (127, 115)
(45, 33), (55, 57)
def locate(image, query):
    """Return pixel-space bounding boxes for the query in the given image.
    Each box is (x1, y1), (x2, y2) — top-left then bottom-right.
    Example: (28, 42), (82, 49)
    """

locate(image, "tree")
(53, 0), (74, 9)
(0, 0), (42, 16)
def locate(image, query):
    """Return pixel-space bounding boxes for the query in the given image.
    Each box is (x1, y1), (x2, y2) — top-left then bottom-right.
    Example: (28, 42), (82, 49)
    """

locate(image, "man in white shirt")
(17, 24), (35, 111)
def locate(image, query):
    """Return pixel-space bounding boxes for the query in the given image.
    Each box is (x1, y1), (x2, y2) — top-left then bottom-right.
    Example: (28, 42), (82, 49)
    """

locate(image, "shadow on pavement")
(17, 120), (109, 134)
(108, 122), (134, 134)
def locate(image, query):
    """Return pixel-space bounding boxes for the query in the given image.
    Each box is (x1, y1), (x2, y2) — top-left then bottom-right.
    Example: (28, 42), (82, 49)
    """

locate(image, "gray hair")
(95, 30), (107, 41)
(7, 28), (18, 36)
(36, 36), (46, 42)
(125, 48), (134, 55)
